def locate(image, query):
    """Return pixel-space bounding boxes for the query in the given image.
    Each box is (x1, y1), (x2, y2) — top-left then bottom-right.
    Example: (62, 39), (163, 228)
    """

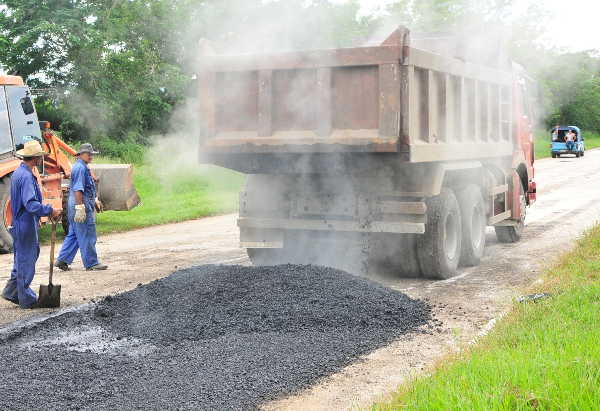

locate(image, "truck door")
(5, 86), (42, 149)
(0, 87), (14, 155)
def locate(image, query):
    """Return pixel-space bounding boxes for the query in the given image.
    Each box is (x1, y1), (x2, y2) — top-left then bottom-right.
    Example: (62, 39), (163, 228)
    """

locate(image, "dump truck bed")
(198, 29), (515, 163)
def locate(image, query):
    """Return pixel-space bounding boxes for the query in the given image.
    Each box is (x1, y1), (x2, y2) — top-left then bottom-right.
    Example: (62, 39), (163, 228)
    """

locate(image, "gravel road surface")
(0, 265), (430, 410)
(0, 151), (599, 409)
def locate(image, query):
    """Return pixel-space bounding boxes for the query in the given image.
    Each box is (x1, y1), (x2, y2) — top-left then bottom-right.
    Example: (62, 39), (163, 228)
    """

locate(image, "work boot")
(86, 263), (108, 271)
(1, 286), (18, 305)
(1, 295), (19, 305)
(55, 260), (71, 271)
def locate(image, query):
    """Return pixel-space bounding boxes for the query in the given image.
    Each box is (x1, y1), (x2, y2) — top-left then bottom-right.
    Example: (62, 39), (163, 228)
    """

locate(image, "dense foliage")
(0, 0), (598, 147)
(536, 52), (600, 130)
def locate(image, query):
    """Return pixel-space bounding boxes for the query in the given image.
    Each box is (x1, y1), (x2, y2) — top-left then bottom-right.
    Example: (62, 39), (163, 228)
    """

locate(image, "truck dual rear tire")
(417, 188), (462, 280)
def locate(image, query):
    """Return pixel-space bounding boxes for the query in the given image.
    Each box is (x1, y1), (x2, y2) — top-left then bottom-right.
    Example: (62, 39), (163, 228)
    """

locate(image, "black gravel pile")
(0, 264), (431, 410)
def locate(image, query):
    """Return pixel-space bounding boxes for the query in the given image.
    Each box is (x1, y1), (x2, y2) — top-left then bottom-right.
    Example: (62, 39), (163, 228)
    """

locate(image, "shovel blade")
(38, 284), (61, 308)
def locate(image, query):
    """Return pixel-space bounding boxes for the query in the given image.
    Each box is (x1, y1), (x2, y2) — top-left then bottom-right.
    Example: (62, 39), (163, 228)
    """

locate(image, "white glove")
(74, 204), (86, 223)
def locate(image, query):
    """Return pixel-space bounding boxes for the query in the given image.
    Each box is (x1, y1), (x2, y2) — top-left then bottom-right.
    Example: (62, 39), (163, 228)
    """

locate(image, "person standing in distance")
(1, 140), (62, 309)
(56, 143), (108, 271)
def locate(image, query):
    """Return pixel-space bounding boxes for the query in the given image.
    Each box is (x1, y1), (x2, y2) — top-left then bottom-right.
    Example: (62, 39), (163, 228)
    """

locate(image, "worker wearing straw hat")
(1, 140), (62, 309)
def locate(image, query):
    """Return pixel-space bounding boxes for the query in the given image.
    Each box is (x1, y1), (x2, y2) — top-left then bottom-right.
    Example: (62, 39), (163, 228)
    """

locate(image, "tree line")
(0, 0), (598, 148)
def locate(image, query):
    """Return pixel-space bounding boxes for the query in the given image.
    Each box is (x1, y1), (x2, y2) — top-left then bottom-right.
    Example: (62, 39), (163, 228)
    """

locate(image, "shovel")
(38, 221), (61, 308)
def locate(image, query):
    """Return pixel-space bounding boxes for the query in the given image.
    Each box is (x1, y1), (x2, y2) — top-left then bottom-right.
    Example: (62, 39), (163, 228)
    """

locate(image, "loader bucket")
(89, 164), (140, 211)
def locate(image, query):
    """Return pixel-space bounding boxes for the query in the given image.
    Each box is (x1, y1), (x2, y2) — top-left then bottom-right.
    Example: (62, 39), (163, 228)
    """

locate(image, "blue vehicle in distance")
(551, 125), (584, 158)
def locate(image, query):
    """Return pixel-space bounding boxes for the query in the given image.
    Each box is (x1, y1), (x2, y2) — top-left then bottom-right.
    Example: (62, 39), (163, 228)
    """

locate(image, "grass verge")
(40, 162), (244, 241)
(94, 164), (244, 234)
(375, 225), (600, 410)
(535, 129), (600, 159)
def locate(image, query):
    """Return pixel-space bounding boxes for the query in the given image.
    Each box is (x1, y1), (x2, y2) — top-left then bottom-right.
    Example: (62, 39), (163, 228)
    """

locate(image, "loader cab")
(0, 76), (43, 158)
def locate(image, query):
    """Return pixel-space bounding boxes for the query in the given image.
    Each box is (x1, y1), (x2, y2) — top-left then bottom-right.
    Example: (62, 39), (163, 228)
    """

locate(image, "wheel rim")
(444, 212), (459, 260)
(471, 204), (485, 249)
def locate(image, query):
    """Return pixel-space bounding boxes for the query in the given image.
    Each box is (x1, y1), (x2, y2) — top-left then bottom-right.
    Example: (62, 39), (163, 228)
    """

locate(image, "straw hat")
(16, 140), (48, 158)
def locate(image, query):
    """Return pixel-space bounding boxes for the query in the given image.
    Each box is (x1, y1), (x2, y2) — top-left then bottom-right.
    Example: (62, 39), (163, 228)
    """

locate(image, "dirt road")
(1, 151), (599, 409)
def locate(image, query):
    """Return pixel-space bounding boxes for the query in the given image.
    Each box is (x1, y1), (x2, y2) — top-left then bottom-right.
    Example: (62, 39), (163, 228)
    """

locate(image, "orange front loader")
(0, 75), (139, 252)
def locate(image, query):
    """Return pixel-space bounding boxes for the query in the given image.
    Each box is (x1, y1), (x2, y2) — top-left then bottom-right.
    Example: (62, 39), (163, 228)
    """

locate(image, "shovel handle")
(49, 221), (57, 285)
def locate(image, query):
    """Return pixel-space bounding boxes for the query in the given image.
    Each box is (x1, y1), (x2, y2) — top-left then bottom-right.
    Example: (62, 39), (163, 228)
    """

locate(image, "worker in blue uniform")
(56, 143), (108, 271)
(1, 140), (62, 309)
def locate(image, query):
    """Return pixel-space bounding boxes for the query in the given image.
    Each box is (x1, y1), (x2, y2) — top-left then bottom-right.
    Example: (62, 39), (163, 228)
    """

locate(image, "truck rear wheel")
(417, 188), (462, 280)
(0, 177), (13, 253)
(457, 185), (486, 267)
(494, 182), (526, 243)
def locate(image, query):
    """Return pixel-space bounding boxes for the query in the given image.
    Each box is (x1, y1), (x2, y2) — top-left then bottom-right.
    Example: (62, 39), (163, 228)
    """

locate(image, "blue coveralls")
(57, 159), (99, 269)
(1, 163), (53, 308)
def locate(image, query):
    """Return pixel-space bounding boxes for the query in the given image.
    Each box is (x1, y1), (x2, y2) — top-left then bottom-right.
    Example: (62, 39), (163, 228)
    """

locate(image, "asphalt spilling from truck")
(0, 264), (431, 410)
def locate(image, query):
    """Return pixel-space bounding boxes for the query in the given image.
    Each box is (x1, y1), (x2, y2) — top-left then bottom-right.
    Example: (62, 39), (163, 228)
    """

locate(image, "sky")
(352, 0), (600, 52)
(527, 0), (600, 51)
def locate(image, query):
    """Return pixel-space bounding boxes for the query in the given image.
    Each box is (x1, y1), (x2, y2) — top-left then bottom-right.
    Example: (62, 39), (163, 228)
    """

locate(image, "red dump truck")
(197, 27), (537, 279)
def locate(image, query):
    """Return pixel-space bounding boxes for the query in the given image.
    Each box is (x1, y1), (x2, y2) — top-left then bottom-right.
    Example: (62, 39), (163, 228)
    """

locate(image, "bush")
(65, 136), (146, 165)
(93, 136), (146, 164)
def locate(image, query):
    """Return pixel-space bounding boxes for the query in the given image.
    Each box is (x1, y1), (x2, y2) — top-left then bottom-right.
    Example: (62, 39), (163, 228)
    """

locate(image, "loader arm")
(42, 130), (75, 178)
(41, 129), (140, 212)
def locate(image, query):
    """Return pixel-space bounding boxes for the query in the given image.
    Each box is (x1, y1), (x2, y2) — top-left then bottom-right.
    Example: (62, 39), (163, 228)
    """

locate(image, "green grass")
(40, 160), (244, 241)
(375, 225), (600, 411)
(535, 129), (600, 159)
(94, 164), (244, 234)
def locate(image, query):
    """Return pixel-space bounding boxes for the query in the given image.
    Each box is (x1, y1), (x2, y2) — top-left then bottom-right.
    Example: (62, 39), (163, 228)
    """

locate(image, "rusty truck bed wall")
(198, 28), (514, 163)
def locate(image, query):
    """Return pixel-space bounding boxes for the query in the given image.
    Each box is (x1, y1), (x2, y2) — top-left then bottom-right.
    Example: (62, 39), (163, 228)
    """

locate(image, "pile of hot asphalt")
(0, 264), (431, 410)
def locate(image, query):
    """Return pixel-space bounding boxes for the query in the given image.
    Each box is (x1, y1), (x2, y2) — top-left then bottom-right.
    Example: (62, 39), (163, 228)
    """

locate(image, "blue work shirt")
(11, 163), (53, 244)
(69, 159), (97, 222)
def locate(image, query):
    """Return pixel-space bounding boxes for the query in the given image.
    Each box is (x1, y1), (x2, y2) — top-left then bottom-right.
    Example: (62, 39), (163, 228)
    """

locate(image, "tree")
(0, 0), (189, 143)
(538, 52), (600, 130)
